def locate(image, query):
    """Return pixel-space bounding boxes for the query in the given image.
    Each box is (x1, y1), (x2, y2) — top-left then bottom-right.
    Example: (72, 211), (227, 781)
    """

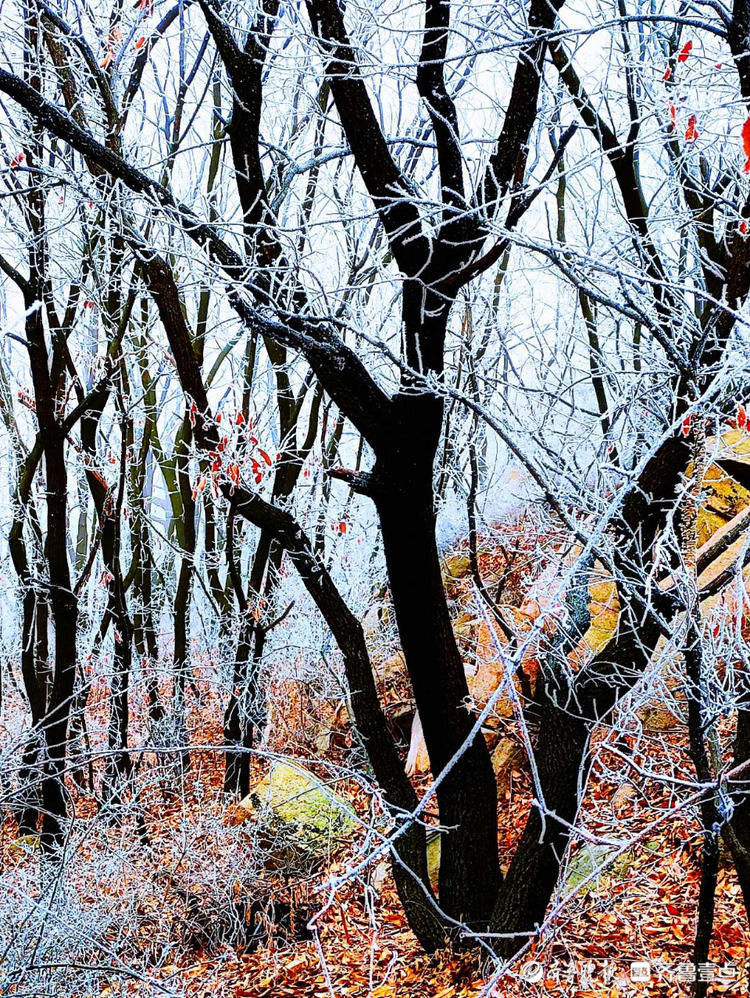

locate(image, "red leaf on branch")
(742, 118), (750, 171)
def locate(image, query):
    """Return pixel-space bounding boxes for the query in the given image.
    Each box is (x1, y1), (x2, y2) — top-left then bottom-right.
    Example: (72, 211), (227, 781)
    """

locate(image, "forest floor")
(164, 731), (750, 998)
(3, 681), (748, 998)
(2, 530), (750, 997)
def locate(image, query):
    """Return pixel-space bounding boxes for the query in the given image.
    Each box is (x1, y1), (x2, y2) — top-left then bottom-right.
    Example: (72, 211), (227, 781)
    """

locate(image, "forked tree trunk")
(373, 386), (501, 928)
(490, 435), (690, 951)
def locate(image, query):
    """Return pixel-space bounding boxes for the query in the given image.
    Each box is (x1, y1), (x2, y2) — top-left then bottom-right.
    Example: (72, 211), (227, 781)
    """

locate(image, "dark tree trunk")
(490, 702), (589, 947)
(172, 554), (193, 768)
(726, 703), (750, 939)
(223, 616), (255, 798)
(223, 521), (274, 798)
(224, 380), (320, 796)
(489, 436), (690, 951)
(8, 443), (47, 834)
(727, 709), (750, 998)
(80, 369), (136, 802)
(39, 430), (78, 849)
(131, 500), (164, 729)
(128, 363), (163, 730)
(372, 387), (500, 928)
(20, 193), (77, 848)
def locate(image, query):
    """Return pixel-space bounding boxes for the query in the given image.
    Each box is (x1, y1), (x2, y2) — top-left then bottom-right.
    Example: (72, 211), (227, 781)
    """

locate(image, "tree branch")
(0, 67), (394, 448)
(306, 0), (430, 276)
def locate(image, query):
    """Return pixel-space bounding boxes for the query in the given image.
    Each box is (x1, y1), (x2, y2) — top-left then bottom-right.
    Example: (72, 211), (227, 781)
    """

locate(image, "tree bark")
(372, 385), (501, 927)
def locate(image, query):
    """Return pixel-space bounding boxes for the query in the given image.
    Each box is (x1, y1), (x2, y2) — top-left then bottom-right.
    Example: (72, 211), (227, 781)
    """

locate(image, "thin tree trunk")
(172, 554), (193, 769)
(39, 429), (78, 849)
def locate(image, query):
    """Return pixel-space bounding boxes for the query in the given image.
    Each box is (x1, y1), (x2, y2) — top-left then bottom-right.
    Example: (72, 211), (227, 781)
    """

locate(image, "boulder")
(230, 762), (358, 870)
(442, 551), (471, 581)
(563, 842), (631, 893)
(638, 705), (682, 731)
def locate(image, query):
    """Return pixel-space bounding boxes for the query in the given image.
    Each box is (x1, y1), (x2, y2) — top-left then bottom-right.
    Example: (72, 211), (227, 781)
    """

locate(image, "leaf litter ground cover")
(2, 679), (748, 998)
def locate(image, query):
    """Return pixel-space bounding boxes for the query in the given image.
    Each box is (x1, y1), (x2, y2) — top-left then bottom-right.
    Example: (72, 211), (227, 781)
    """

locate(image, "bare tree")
(3, 1), (750, 989)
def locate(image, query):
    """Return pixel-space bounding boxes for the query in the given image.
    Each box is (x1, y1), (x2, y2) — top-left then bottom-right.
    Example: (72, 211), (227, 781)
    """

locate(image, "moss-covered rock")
(259, 763), (355, 835)
(563, 843), (632, 892)
(427, 830), (441, 891)
(236, 762), (358, 871)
